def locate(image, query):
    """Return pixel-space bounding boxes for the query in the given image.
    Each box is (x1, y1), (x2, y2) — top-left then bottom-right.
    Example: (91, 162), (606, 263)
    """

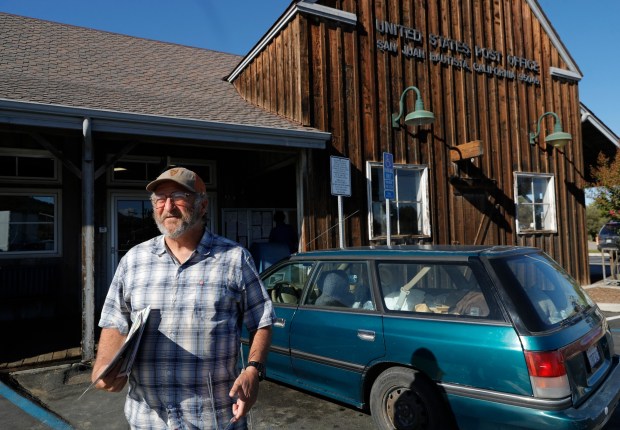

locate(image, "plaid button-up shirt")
(99, 230), (275, 429)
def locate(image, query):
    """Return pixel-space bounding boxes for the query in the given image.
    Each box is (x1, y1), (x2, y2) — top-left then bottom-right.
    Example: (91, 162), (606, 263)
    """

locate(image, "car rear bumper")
(562, 354), (620, 429)
(445, 355), (620, 430)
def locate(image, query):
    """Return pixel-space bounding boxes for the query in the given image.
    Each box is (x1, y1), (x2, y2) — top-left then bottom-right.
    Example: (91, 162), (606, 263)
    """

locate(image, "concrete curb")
(597, 303), (620, 313)
(583, 283), (620, 289)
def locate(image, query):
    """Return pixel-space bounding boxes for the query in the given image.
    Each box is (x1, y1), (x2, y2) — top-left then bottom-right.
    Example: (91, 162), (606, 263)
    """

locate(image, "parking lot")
(1, 308), (618, 430)
(2, 253), (620, 430)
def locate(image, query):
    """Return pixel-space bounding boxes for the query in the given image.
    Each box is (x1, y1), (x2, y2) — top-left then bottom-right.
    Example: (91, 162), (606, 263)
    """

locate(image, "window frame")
(0, 189), (62, 258)
(303, 260), (375, 311)
(487, 252), (593, 331)
(167, 157), (217, 188)
(106, 155), (162, 186)
(366, 161), (431, 240)
(514, 172), (557, 234)
(375, 259), (502, 320)
(0, 148), (60, 183)
(262, 261), (315, 306)
(107, 156), (217, 188)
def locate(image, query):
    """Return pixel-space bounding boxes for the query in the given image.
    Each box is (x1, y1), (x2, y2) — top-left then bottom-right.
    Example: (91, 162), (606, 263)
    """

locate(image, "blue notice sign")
(383, 152), (395, 200)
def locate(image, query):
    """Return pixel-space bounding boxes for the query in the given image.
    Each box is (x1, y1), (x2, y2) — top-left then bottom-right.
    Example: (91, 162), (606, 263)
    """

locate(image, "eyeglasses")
(151, 191), (194, 209)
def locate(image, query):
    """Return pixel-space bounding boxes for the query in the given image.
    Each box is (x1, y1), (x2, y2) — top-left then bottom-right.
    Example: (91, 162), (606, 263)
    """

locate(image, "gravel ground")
(587, 241), (620, 303)
(585, 285), (620, 303)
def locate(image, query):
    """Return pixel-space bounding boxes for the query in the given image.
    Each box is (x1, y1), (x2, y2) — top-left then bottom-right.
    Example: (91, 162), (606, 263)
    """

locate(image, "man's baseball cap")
(146, 167), (206, 194)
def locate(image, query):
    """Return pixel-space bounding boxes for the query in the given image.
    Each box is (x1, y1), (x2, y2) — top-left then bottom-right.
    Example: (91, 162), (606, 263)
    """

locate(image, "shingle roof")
(0, 12), (311, 132)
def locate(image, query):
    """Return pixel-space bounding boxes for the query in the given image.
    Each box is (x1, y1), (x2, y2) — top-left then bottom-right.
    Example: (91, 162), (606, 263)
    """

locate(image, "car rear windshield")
(600, 223), (620, 236)
(488, 252), (595, 332)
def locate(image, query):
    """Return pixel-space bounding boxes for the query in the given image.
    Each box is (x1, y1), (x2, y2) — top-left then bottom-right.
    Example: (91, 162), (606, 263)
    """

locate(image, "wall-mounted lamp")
(391, 86), (435, 128)
(529, 111), (572, 148)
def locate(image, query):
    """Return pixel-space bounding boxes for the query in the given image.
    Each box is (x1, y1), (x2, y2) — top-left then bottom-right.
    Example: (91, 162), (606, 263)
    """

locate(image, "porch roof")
(0, 13), (329, 149)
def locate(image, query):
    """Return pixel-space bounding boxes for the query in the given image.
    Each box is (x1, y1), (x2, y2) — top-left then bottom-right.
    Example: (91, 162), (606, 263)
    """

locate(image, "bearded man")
(92, 167), (274, 430)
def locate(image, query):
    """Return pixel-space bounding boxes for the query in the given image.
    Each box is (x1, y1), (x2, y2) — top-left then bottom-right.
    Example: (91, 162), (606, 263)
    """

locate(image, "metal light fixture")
(391, 86), (435, 128)
(529, 111), (572, 148)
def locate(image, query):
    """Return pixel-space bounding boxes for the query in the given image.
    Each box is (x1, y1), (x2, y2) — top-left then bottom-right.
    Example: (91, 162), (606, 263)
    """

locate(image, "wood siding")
(233, 0), (589, 284)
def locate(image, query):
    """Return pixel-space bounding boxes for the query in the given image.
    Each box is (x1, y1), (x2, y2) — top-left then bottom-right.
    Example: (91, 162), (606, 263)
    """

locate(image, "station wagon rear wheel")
(370, 367), (450, 430)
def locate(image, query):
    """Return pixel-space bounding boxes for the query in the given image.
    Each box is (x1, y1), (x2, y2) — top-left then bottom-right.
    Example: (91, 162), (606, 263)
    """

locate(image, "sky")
(0, 0), (618, 137)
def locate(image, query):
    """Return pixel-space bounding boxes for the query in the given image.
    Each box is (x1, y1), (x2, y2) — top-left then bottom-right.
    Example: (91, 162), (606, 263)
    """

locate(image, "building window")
(109, 156), (162, 185)
(0, 191), (60, 256)
(514, 173), (557, 234)
(168, 158), (217, 188)
(0, 149), (59, 182)
(109, 156), (217, 188)
(366, 162), (430, 240)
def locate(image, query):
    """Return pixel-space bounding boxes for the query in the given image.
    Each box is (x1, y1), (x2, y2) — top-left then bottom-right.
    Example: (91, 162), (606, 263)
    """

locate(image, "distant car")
(243, 245), (620, 430)
(597, 221), (620, 252)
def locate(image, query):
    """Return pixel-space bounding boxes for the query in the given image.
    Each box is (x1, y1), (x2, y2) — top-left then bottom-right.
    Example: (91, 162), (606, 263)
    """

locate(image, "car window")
(377, 261), (493, 318)
(263, 262), (314, 305)
(600, 223), (620, 236)
(488, 252), (595, 331)
(304, 261), (375, 310)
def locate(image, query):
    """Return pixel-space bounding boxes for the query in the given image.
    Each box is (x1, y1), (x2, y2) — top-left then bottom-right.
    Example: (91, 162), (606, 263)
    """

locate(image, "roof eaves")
(0, 98), (330, 149)
(527, 0), (583, 79)
(580, 103), (620, 148)
(227, 1), (357, 83)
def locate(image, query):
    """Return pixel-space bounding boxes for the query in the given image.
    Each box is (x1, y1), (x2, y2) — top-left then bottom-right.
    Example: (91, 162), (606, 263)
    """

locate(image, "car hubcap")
(385, 387), (428, 429)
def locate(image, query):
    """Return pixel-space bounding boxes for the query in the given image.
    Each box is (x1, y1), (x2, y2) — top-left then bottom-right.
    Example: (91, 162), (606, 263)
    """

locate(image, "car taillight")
(524, 350), (571, 398)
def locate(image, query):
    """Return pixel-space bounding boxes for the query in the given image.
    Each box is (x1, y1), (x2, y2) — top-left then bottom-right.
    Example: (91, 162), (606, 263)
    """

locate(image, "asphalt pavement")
(3, 314), (620, 429)
(1, 252), (620, 429)
(1, 363), (375, 430)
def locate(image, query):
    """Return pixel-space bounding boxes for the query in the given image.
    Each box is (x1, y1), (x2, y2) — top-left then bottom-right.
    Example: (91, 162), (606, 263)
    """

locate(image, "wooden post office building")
(0, 0), (618, 361)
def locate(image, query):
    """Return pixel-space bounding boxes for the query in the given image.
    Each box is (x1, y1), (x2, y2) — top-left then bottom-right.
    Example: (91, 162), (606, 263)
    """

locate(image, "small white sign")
(330, 156), (351, 197)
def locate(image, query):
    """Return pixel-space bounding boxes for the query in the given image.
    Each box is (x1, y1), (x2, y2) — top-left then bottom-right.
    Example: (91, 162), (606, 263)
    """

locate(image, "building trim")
(580, 103), (620, 148)
(229, 1), (577, 84)
(296, 1), (357, 26)
(549, 67), (582, 82)
(0, 99), (330, 149)
(526, 0), (583, 78)
(227, 1), (357, 83)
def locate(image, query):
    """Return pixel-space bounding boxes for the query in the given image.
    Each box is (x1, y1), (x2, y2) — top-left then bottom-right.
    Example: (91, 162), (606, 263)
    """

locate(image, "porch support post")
(296, 150), (306, 253)
(81, 117), (95, 362)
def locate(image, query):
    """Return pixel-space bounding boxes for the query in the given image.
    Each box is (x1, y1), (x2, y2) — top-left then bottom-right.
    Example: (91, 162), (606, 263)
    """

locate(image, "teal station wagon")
(245, 246), (620, 430)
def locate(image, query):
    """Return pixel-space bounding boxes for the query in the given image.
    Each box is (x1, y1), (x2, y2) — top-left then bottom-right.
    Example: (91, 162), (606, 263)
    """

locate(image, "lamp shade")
(404, 109), (435, 126)
(545, 130), (572, 148)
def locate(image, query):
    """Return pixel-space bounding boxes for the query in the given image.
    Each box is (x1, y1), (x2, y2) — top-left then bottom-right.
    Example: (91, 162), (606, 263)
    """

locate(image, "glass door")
(108, 191), (218, 281)
(109, 193), (160, 280)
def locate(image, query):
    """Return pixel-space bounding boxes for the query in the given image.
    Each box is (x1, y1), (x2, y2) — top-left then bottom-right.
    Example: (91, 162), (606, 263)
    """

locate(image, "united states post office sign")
(375, 19), (541, 85)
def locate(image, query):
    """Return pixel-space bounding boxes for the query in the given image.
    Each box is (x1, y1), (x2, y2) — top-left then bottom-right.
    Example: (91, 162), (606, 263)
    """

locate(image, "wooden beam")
(28, 132), (82, 179)
(94, 142), (138, 180)
(450, 140), (484, 162)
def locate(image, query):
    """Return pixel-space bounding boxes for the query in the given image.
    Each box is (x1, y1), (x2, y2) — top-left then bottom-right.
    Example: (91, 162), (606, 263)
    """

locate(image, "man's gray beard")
(154, 204), (203, 239)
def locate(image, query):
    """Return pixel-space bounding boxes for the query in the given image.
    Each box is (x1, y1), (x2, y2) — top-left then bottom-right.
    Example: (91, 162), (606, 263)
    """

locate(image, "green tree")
(586, 203), (607, 241)
(590, 151), (620, 220)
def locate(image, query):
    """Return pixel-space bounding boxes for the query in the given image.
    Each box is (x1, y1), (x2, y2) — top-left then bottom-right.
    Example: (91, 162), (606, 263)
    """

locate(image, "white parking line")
(607, 315), (620, 322)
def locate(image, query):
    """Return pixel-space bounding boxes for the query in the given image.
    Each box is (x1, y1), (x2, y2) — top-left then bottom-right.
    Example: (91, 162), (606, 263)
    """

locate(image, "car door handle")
(274, 318), (286, 328)
(357, 329), (375, 342)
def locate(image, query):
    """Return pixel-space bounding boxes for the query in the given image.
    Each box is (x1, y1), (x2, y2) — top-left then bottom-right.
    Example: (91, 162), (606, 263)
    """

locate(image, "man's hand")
(92, 360), (128, 392)
(91, 327), (128, 393)
(229, 326), (271, 422)
(228, 367), (260, 423)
